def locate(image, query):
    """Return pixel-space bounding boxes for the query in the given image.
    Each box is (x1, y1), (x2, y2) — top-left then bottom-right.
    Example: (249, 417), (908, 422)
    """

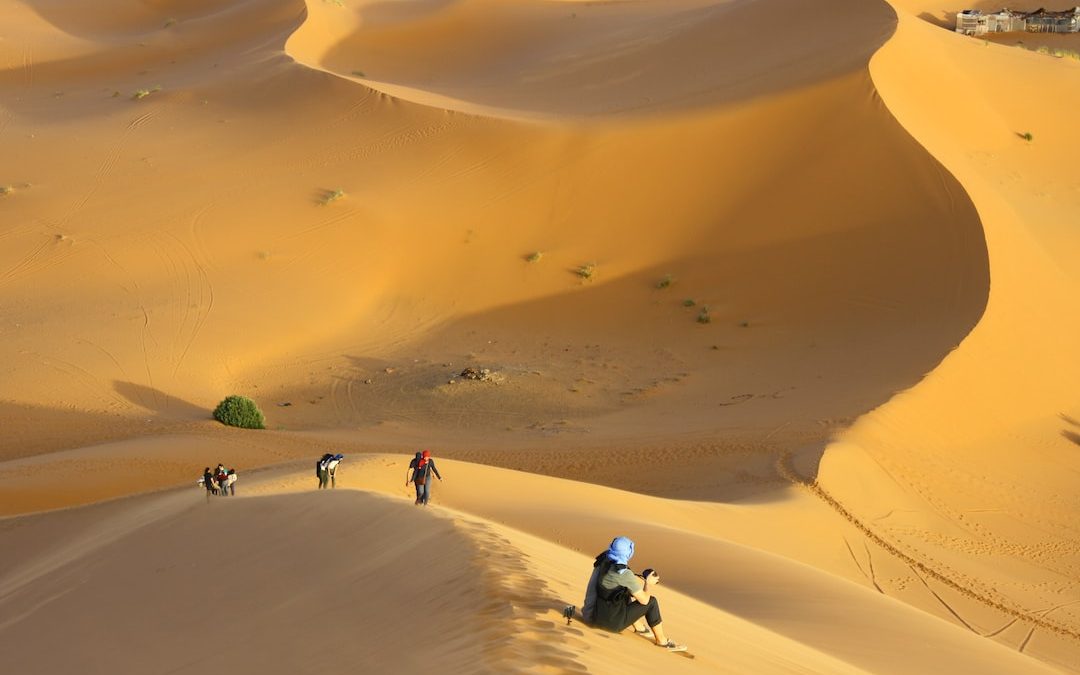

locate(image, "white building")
(956, 7), (1080, 35)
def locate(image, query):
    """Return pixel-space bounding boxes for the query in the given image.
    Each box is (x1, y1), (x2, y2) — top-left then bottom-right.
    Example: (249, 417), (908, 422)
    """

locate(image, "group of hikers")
(195, 455), (678, 651)
(197, 450), (445, 504)
(199, 464), (237, 499)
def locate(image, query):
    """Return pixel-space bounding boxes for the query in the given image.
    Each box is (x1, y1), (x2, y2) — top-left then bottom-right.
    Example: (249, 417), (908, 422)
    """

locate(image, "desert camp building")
(956, 7), (1080, 35)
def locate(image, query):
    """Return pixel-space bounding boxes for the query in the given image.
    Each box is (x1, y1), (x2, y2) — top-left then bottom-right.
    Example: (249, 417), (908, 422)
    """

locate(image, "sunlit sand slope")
(804, 1), (1080, 670)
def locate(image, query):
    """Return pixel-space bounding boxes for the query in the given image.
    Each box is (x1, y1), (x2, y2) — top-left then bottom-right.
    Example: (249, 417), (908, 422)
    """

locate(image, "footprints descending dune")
(777, 453), (1080, 643)
(455, 519), (587, 672)
(127, 110), (157, 130)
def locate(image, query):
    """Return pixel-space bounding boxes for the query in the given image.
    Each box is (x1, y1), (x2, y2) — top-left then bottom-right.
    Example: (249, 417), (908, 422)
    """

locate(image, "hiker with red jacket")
(581, 536), (686, 652)
(406, 449), (442, 506)
(215, 464), (229, 497)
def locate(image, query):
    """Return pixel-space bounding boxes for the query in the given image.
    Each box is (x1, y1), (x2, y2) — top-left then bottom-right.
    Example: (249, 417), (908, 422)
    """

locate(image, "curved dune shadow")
(113, 381), (207, 420)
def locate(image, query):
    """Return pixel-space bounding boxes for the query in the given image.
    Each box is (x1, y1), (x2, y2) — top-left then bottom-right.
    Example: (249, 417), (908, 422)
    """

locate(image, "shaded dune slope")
(0, 489), (500, 674)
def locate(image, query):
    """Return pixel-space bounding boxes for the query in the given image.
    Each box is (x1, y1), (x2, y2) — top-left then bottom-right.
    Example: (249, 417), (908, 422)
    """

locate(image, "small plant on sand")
(213, 395), (266, 429)
(321, 188), (346, 205)
(682, 298), (696, 308)
(1020, 131), (1034, 142)
(655, 274), (674, 290)
(132, 85), (162, 100)
(0, 185), (13, 196)
(352, 70), (365, 77)
(525, 251), (543, 263)
(575, 263), (596, 280)
(163, 17), (177, 28)
(697, 306), (712, 324)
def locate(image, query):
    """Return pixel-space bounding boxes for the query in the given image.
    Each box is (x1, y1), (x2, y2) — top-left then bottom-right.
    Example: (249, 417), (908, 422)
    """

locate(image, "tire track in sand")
(162, 230), (215, 378)
(55, 110), (157, 230)
(22, 45), (33, 87)
(777, 452), (1080, 643)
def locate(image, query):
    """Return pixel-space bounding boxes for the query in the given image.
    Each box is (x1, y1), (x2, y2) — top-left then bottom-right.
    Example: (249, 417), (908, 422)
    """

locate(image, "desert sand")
(1, 0), (1078, 672)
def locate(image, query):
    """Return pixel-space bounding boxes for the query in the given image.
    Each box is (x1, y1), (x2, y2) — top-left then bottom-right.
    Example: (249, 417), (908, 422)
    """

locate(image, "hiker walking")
(325, 454), (343, 488)
(406, 452), (423, 504)
(406, 449), (442, 506)
(581, 536), (685, 652)
(201, 467), (217, 501)
(215, 464), (229, 497)
(316, 453), (333, 489)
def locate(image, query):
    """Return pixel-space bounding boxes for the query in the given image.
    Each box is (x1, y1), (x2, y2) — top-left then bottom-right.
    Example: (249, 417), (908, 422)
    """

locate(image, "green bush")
(213, 395), (265, 429)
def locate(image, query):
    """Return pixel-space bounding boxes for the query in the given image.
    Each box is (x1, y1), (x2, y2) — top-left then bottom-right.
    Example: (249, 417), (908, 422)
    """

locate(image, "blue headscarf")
(605, 536), (635, 565)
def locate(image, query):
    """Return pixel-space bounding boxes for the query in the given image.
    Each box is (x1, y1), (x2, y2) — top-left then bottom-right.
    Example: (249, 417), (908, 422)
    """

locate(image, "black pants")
(624, 596), (662, 628)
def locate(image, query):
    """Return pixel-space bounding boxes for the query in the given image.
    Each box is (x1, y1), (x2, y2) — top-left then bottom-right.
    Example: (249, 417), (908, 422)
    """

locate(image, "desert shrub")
(213, 395), (265, 429)
(575, 263), (596, 280)
(656, 274), (673, 289)
(1021, 131), (1033, 142)
(525, 251), (543, 262)
(321, 188), (345, 205)
(132, 85), (162, 100)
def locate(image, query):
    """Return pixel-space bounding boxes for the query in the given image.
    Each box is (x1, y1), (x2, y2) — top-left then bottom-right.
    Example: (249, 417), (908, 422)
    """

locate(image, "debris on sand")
(451, 367), (504, 385)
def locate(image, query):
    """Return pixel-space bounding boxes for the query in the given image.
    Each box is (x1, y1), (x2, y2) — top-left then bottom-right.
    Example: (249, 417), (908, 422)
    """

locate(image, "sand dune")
(0, 464), (1057, 673)
(1, 0), (1079, 670)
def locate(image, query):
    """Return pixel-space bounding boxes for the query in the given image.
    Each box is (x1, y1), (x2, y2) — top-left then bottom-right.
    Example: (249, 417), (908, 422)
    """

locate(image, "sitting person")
(581, 536), (685, 652)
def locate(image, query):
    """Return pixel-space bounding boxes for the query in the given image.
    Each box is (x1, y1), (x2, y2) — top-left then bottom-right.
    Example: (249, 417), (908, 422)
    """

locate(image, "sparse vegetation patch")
(525, 251), (543, 263)
(697, 306), (712, 324)
(213, 395), (265, 429)
(321, 188), (346, 205)
(132, 85), (162, 100)
(575, 263), (596, 280)
(656, 274), (673, 289)
(1021, 131), (1034, 142)
(682, 299), (696, 307)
